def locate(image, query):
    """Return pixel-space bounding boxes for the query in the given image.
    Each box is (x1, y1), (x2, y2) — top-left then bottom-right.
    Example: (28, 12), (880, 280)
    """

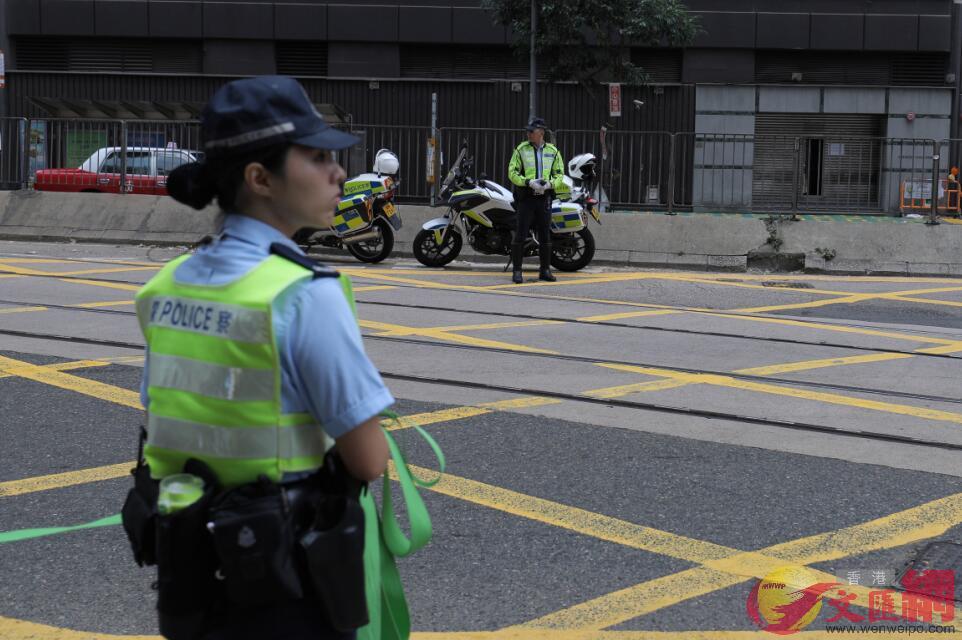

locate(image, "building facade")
(0, 0), (957, 211)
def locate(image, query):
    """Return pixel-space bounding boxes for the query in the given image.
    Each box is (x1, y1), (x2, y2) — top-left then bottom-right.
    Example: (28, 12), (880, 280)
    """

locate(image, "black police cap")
(201, 76), (359, 157)
(526, 117), (548, 132)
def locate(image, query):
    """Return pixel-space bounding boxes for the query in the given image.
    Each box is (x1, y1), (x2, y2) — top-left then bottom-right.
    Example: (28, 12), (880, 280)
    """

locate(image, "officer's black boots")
(538, 242), (556, 282)
(511, 243), (524, 284)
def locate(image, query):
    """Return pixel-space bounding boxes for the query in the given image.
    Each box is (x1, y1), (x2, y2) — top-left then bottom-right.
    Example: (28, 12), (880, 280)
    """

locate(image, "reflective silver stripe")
(143, 296), (269, 343)
(205, 122), (295, 150)
(148, 415), (329, 460)
(149, 353), (275, 402)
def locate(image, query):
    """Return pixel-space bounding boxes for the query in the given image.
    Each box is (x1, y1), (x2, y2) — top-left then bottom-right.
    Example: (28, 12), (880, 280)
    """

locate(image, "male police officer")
(507, 117), (565, 284)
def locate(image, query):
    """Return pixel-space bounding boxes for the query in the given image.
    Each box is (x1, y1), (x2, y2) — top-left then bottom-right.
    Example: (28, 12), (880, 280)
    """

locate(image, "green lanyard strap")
(378, 411), (445, 558)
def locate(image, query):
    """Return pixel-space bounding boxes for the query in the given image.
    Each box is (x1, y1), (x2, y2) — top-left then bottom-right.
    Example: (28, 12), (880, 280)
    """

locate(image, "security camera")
(633, 99), (645, 109)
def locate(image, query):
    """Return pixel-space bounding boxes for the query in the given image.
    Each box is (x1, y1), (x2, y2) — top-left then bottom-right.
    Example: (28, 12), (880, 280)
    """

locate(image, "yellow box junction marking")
(345, 267), (962, 347)
(0, 354), (142, 410)
(0, 353), (959, 637)
(359, 318), (559, 354)
(733, 353), (915, 376)
(0, 305), (48, 314)
(597, 362), (962, 426)
(512, 489), (962, 631)
(0, 261), (158, 277)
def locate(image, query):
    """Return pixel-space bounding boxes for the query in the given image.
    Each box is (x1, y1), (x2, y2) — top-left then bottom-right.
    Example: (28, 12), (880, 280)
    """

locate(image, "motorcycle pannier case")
(333, 195), (373, 234)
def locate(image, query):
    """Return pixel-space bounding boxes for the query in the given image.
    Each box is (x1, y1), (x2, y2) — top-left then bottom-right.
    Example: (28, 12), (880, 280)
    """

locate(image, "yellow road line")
(652, 273), (852, 297)
(348, 269), (953, 347)
(733, 353), (915, 376)
(359, 318), (559, 354)
(74, 300), (136, 308)
(0, 395), (558, 497)
(513, 489), (962, 630)
(352, 285), (398, 292)
(385, 406), (491, 431)
(0, 359), (113, 380)
(584, 378), (697, 398)
(697, 311), (957, 345)
(0, 354), (141, 409)
(0, 350), (957, 636)
(0, 299), (133, 314)
(599, 362), (962, 425)
(729, 286), (962, 314)
(0, 356), (145, 381)
(0, 262), (49, 275)
(0, 305), (48, 314)
(0, 263), (157, 277)
(59, 278), (141, 292)
(701, 272), (962, 284)
(731, 293), (875, 314)
(942, 217), (962, 224)
(0, 257), (160, 267)
(578, 310), (681, 322)
(0, 462), (133, 498)
(916, 341), (962, 355)
(0, 615), (158, 640)
(377, 320), (561, 334)
(480, 396), (564, 410)
(892, 295), (962, 308)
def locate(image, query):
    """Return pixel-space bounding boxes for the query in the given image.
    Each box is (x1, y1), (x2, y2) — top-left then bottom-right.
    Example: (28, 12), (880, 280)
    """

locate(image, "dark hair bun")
(167, 162), (216, 210)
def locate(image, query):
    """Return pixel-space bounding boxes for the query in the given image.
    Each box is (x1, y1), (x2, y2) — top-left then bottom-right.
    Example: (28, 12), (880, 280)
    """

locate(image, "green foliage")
(482, 0), (698, 85)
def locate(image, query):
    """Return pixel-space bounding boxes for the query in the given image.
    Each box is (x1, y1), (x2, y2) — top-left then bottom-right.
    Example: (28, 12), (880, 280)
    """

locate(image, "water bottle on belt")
(157, 474), (205, 515)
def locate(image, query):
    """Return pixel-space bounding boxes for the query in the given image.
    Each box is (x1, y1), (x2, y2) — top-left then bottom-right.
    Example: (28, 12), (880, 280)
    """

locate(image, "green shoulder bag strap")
(369, 411), (445, 640)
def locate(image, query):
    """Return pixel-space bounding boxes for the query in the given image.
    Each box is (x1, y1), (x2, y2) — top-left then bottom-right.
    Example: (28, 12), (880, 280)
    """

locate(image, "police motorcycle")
(295, 148), (402, 263)
(412, 145), (601, 271)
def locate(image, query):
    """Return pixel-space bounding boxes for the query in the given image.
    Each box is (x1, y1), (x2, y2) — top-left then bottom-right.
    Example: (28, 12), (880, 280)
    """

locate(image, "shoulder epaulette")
(270, 242), (340, 279)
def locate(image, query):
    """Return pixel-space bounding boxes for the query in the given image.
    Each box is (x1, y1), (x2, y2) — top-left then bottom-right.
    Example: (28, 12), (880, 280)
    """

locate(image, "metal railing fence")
(338, 124), (434, 201)
(3, 116), (954, 217)
(0, 118), (28, 190)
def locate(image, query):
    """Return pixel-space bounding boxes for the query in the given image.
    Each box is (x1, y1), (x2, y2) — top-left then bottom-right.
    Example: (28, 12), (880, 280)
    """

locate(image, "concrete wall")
(2, 191), (961, 276)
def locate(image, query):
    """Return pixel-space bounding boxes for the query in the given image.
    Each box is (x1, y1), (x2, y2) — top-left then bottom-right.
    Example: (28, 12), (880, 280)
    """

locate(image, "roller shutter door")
(753, 113), (884, 211)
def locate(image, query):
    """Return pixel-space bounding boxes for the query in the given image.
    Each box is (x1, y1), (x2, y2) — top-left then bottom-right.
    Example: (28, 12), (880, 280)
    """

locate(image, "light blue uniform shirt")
(140, 215), (394, 440)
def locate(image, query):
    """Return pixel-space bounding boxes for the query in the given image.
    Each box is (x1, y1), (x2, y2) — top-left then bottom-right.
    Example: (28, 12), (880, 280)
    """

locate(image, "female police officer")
(130, 76), (392, 639)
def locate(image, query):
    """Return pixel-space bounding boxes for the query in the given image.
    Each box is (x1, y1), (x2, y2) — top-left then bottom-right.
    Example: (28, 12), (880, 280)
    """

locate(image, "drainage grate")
(761, 281), (814, 289)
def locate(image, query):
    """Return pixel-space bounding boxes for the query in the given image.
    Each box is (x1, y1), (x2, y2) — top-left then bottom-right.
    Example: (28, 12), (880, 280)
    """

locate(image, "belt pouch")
(208, 489), (303, 606)
(121, 463), (159, 566)
(155, 490), (219, 639)
(299, 495), (369, 630)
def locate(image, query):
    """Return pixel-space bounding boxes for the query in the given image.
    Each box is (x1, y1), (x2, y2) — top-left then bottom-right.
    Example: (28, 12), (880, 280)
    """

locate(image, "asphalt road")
(1, 240), (961, 639)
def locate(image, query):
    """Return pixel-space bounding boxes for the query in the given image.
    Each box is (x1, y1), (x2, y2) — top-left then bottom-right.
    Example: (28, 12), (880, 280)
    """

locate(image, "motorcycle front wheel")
(413, 228), (462, 267)
(551, 228), (595, 272)
(347, 217), (395, 263)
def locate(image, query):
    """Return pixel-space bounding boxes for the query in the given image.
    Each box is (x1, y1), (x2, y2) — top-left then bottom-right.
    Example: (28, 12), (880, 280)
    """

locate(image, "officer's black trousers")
(514, 192), (551, 247)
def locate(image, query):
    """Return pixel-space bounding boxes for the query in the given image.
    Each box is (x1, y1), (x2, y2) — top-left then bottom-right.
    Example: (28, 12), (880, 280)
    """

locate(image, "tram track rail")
(1, 279), (961, 364)
(4, 265), (958, 342)
(1, 325), (961, 454)
(2, 319), (962, 407)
